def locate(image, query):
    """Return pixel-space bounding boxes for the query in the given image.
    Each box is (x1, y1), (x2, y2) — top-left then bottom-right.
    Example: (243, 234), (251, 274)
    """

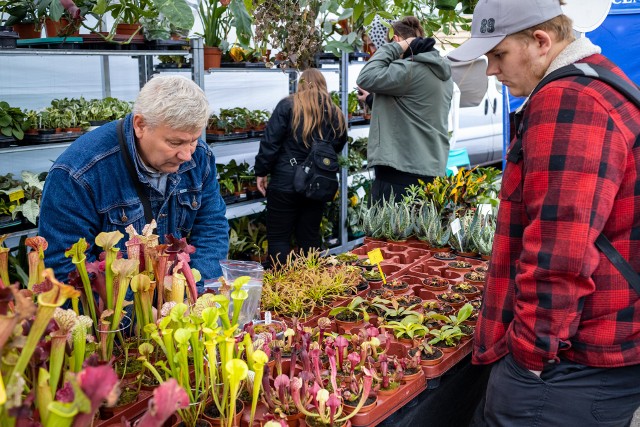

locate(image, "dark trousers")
(471, 353), (640, 427)
(266, 189), (325, 265)
(370, 166), (434, 205)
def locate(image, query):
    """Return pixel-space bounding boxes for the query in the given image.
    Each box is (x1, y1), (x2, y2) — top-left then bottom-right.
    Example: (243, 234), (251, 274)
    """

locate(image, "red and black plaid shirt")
(473, 54), (640, 370)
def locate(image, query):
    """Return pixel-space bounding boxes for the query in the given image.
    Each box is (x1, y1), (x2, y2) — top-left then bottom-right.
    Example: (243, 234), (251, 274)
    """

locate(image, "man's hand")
(257, 176), (268, 197)
(356, 87), (370, 103)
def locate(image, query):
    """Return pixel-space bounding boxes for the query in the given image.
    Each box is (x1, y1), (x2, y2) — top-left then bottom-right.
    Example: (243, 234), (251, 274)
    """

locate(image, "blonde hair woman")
(254, 69), (347, 265)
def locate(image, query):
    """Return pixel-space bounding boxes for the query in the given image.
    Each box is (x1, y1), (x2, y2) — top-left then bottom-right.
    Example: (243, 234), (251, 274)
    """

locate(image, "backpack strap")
(509, 63), (640, 293)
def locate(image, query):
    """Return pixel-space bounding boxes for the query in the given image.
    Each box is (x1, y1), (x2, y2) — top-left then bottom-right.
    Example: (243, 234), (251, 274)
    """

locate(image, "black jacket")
(254, 96), (348, 192)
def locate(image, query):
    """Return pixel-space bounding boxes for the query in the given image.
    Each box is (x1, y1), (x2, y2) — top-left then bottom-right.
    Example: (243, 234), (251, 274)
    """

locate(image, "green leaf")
(229, 0), (252, 45)
(12, 128), (24, 140)
(49, 0), (65, 21)
(323, 20), (333, 34)
(1, 127), (11, 137)
(154, 0), (194, 30)
(0, 116), (11, 127)
(337, 8), (353, 20)
(353, 2), (364, 22)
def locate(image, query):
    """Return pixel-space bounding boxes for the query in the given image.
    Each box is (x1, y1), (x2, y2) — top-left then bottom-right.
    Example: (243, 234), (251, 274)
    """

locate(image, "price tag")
(8, 190), (24, 202)
(367, 248), (387, 285)
(450, 218), (461, 235)
(478, 203), (493, 216)
(367, 248), (384, 265)
(264, 311), (272, 325)
(450, 218), (463, 251)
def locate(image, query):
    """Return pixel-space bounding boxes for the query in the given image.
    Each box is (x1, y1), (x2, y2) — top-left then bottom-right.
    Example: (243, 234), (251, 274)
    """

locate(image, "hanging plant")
(252, 0), (321, 69)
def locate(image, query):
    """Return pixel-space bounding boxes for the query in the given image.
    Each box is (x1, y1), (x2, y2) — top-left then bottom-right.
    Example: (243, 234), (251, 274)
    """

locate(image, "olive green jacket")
(357, 42), (453, 176)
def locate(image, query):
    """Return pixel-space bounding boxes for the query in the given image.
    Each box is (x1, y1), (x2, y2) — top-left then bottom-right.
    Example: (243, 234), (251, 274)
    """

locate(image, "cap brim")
(447, 35), (506, 62)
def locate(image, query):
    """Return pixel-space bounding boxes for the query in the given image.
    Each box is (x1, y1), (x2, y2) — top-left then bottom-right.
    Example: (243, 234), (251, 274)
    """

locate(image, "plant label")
(478, 203), (492, 216)
(8, 189), (24, 202)
(367, 248), (384, 265)
(451, 218), (463, 250)
(264, 311), (272, 325)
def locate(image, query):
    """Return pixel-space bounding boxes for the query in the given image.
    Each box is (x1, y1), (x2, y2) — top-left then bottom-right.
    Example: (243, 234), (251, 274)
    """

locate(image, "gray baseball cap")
(447, 0), (563, 62)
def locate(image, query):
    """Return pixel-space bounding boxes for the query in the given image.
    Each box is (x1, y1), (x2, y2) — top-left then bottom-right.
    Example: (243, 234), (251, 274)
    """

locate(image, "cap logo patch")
(480, 18), (495, 34)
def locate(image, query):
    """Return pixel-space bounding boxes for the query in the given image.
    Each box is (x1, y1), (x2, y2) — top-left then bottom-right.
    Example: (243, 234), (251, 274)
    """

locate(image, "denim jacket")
(39, 114), (229, 292)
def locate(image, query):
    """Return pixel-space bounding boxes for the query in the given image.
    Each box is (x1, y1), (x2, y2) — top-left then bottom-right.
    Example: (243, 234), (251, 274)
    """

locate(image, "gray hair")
(133, 75), (209, 132)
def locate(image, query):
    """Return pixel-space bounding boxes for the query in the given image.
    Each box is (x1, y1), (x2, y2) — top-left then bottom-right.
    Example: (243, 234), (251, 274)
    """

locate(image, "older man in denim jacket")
(39, 75), (229, 292)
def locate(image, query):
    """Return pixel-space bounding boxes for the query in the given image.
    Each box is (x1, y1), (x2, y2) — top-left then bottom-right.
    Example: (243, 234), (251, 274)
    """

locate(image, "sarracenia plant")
(64, 238), (98, 333)
(1, 269), (80, 420)
(0, 234), (9, 286)
(25, 236), (48, 290)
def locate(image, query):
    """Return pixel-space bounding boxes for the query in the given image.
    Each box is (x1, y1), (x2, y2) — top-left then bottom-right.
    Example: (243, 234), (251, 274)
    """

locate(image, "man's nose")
(176, 144), (193, 162)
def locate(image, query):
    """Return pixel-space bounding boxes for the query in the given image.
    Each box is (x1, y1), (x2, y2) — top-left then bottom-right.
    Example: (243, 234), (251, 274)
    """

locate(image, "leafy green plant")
(10, 171), (47, 225)
(329, 296), (370, 323)
(383, 314), (429, 340)
(0, 101), (28, 140)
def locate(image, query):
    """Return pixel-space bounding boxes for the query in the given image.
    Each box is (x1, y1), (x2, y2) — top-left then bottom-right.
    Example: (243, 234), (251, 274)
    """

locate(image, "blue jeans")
(471, 354), (640, 427)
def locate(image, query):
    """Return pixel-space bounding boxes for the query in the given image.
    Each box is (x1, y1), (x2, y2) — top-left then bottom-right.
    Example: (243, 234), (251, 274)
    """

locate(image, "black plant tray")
(205, 132), (248, 142)
(0, 135), (16, 148)
(18, 131), (83, 145)
(348, 116), (369, 126)
(220, 61), (268, 68)
(145, 39), (189, 50)
(248, 130), (264, 138)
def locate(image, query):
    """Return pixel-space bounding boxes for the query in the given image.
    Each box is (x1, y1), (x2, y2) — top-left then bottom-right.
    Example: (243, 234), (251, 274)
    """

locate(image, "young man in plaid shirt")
(449, 0), (640, 425)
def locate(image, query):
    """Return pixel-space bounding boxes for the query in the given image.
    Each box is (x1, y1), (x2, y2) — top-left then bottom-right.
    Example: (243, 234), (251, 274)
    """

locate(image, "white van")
(449, 56), (504, 167)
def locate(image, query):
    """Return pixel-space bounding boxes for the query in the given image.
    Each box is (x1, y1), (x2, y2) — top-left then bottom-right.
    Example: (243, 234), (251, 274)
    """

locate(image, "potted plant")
(0, 101), (28, 141)
(1, 0), (44, 38)
(382, 314), (429, 343)
(197, 0), (251, 69)
(428, 325), (464, 352)
(329, 296), (370, 330)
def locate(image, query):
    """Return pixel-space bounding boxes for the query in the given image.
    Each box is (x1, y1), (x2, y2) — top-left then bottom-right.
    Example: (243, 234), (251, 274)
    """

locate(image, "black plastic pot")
(0, 26), (19, 49)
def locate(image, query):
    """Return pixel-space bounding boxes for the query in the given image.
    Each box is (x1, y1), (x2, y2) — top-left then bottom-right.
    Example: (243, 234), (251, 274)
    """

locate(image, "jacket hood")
(406, 51), (452, 81)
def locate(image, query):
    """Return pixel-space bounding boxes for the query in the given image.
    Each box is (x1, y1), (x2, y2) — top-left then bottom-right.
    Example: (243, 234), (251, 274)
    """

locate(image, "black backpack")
(286, 139), (339, 202)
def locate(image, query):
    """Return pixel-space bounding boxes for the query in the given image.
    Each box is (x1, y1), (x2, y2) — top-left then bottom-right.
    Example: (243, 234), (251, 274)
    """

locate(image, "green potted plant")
(0, 101), (28, 142)
(197, 0), (251, 68)
(1, 0), (44, 38)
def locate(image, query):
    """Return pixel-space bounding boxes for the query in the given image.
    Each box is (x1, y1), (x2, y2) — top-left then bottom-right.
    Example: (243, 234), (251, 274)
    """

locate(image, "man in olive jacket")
(357, 28), (453, 204)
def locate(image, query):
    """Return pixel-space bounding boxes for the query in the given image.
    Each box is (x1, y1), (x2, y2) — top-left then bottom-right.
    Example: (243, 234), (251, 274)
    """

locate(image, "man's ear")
(531, 30), (553, 57)
(132, 114), (146, 138)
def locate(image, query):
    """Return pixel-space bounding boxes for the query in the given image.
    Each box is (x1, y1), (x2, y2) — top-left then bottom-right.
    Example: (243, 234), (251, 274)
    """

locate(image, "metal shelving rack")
(0, 42), (367, 254)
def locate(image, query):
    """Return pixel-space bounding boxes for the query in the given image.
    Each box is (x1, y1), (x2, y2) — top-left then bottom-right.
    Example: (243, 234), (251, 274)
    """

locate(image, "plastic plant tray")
(18, 131), (83, 145)
(349, 370), (427, 427)
(206, 132), (249, 142)
(420, 338), (473, 380)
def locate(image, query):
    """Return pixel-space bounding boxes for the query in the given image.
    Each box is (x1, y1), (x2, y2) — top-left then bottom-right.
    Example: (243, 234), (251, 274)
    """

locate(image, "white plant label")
(451, 218), (463, 250)
(264, 311), (272, 325)
(478, 203), (493, 216)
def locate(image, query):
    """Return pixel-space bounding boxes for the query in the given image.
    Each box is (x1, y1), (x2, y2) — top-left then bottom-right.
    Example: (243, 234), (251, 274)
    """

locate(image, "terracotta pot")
(334, 317), (365, 333)
(402, 368), (423, 382)
(63, 127), (82, 133)
(430, 246), (452, 254)
(376, 385), (401, 397)
(204, 46), (222, 69)
(456, 251), (478, 258)
(305, 417), (351, 427)
(435, 342), (459, 353)
(481, 254), (491, 261)
(12, 22), (40, 39)
(116, 23), (142, 36)
(343, 394), (378, 414)
(419, 349), (444, 366)
(45, 17), (79, 37)
(202, 400), (243, 427)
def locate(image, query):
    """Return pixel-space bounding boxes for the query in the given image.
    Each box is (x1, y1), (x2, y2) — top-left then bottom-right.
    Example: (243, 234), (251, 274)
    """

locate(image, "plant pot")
(176, 420), (211, 427)
(480, 254), (491, 261)
(116, 23), (142, 36)
(402, 367), (423, 382)
(343, 394), (378, 415)
(204, 46), (222, 69)
(305, 417), (350, 427)
(376, 384), (401, 397)
(435, 342), (459, 353)
(99, 388), (145, 419)
(45, 17), (79, 37)
(12, 22), (40, 39)
(0, 26), (19, 49)
(417, 347), (444, 366)
(334, 314), (365, 333)
(202, 399), (243, 426)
